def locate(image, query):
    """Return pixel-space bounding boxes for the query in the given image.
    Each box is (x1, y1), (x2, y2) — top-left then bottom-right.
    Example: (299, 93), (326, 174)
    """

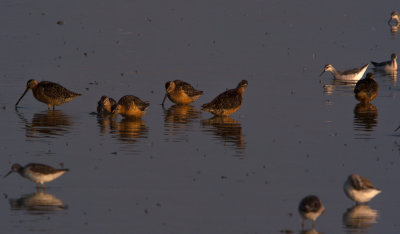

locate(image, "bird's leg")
(301, 220), (304, 229)
(36, 184), (40, 191)
(312, 220), (316, 229)
(48, 104), (51, 110)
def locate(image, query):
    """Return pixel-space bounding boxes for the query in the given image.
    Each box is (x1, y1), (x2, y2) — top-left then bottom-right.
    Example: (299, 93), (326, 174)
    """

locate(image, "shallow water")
(1, 0), (400, 233)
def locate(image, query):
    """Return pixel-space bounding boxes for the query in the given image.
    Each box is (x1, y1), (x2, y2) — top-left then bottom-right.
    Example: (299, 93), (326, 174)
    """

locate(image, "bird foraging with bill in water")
(111, 95), (150, 118)
(354, 73), (378, 104)
(161, 80), (203, 106)
(15, 79), (81, 109)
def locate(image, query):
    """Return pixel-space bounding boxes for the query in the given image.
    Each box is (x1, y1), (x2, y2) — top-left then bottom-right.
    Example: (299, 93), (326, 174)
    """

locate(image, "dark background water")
(0, 0), (399, 233)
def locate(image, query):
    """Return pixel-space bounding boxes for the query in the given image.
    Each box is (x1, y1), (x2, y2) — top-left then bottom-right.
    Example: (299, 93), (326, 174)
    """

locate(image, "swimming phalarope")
(371, 53), (397, 72)
(320, 64), (369, 82)
(298, 195), (325, 228)
(343, 174), (381, 203)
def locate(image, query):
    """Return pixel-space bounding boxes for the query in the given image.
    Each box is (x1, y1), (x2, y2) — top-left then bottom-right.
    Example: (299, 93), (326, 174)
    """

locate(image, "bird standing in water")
(15, 79), (81, 109)
(354, 73), (378, 104)
(343, 174), (381, 204)
(4, 163), (69, 189)
(97, 96), (117, 114)
(298, 195), (325, 228)
(161, 80), (203, 106)
(111, 95), (150, 118)
(201, 80), (248, 116)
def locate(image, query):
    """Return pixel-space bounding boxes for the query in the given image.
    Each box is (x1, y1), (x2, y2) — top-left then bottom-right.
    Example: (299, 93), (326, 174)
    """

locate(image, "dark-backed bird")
(15, 79), (81, 109)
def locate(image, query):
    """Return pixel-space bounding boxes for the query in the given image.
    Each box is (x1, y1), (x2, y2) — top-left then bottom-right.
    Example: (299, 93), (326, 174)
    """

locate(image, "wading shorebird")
(320, 64), (369, 82)
(388, 11), (400, 25)
(371, 53), (397, 72)
(354, 73), (378, 104)
(111, 95), (150, 118)
(201, 80), (248, 116)
(4, 163), (69, 189)
(97, 96), (117, 114)
(15, 80), (81, 109)
(162, 80), (203, 106)
(298, 195), (325, 228)
(344, 174), (381, 204)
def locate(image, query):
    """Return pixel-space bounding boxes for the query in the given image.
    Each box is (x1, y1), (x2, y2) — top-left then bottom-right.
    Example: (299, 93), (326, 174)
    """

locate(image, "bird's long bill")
(319, 70), (326, 77)
(161, 93), (167, 105)
(4, 170), (13, 178)
(15, 87), (29, 106)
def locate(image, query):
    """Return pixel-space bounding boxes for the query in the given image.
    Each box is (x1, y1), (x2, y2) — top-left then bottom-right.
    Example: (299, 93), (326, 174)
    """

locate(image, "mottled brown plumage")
(162, 80), (203, 105)
(354, 73), (378, 104)
(112, 95), (149, 118)
(16, 80), (81, 109)
(202, 80), (248, 116)
(298, 195), (325, 228)
(97, 96), (117, 114)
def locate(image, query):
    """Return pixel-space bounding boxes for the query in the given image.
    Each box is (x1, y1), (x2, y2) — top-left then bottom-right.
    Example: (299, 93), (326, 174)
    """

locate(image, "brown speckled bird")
(15, 79), (81, 109)
(354, 73), (378, 104)
(111, 95), (149, 118)
(161, 80), (203, 105)
(201, 80), (248, 116)
(298, 195), (325, 228)
(97, 96), (117, 114)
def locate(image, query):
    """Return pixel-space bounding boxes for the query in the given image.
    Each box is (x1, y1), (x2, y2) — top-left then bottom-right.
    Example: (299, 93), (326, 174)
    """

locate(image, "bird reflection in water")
(299, 229), (323, 234)
(323, 79), (357, 96)
(163, 105), (201, 142)
(343, 204), (378, 232)
(201, 116), (245, 155)
(15, 109), (73, 138)
(353, 103), (378, 137)
(97, 115), (147, 143)
(7, 191), (68, 214)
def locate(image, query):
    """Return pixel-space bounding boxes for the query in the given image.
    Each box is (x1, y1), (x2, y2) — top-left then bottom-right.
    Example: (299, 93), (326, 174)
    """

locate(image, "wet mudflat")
(0, 0), (400, 233)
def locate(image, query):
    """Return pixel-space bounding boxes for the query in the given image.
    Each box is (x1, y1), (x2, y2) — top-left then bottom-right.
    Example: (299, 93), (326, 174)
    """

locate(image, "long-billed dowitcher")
(320, 64), (369, 81)
(4, 163), (69, 189)
(111, 95), (150, 118)
(161, 80), (203, 105)
(354, 73), (378, 104)
(388, 11), (400, 25)
(97, 96), (117, 114)
(343, 174), (381, 204)
(15, 80), (81, 109)
(298, 195), (325, 228)
(201, 80), (248, 116)
(371, 53), (397, 72)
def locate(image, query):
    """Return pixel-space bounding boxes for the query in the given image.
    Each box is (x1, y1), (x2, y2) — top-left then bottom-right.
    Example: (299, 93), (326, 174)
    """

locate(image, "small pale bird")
(371, 53), (397, 72)
(201, 80), (248, 116)
(4, 163), (69, 189)
(111, 95), (150, 118)
(162, 80), (203, 105)
(298, 195), (325, 228)
(320, 64), (369, 82)
(15, 79), (81, 109)
(343, 174), (381, 204)
(354, 73), (378, 104)
(97, 96), (117, 114)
